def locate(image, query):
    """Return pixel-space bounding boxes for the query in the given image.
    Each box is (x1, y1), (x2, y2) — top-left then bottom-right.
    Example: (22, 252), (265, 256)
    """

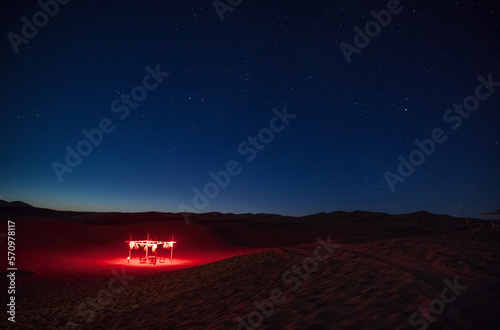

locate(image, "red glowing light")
(125, 233), (176, 264)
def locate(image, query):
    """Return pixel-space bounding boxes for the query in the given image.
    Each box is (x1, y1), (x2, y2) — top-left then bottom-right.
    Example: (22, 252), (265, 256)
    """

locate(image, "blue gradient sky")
(1, 0), (499, 217)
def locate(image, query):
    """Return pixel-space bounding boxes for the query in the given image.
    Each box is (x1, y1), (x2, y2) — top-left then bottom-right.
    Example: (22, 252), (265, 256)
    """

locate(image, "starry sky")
(1, 0), (499, 217)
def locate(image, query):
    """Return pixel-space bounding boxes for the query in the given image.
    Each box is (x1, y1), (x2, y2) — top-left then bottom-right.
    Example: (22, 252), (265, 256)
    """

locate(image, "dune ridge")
(1, 202), (499, 329)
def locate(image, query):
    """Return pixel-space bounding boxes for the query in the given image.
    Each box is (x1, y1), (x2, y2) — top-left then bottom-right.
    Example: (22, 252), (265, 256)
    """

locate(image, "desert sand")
(1, 202), (500, 329)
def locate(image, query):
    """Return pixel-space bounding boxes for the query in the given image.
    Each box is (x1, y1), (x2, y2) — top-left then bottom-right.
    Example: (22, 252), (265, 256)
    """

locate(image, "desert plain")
(1, 201), (500, 329)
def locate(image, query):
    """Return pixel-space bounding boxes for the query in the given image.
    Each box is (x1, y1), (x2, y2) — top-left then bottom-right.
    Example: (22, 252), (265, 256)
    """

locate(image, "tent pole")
(128, 234), (132, 263)
(170, 234), (174, 262)
(145, 233), (149, 260)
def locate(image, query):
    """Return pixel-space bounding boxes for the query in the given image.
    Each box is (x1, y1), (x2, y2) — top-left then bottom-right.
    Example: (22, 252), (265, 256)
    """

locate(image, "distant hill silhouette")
(0, 200), (33, 208)
(0, 200), (469, 241)
(0, 200), (89, 220)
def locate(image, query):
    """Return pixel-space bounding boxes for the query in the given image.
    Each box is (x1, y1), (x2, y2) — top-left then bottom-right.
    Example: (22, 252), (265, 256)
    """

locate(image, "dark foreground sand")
(1, 206), (500, 329)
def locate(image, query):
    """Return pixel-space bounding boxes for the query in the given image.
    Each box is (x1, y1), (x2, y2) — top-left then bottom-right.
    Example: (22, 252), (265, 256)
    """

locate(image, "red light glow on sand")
(106, 257), (187, 267)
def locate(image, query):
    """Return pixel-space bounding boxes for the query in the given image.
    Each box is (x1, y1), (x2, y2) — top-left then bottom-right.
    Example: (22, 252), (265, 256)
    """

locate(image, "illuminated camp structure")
(126, 233), (176, 264)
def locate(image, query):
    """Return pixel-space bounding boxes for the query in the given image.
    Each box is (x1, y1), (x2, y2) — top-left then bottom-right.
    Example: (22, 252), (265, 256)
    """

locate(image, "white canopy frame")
(125, 233), (176, 264)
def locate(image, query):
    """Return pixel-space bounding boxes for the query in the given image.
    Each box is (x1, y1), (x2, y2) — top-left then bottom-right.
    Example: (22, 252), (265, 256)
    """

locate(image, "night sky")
(1, 0), (499, 217)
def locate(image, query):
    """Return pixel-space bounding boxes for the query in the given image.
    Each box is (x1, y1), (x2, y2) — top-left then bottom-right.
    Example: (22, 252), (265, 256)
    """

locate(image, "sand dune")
(1, 203), (499, 329)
